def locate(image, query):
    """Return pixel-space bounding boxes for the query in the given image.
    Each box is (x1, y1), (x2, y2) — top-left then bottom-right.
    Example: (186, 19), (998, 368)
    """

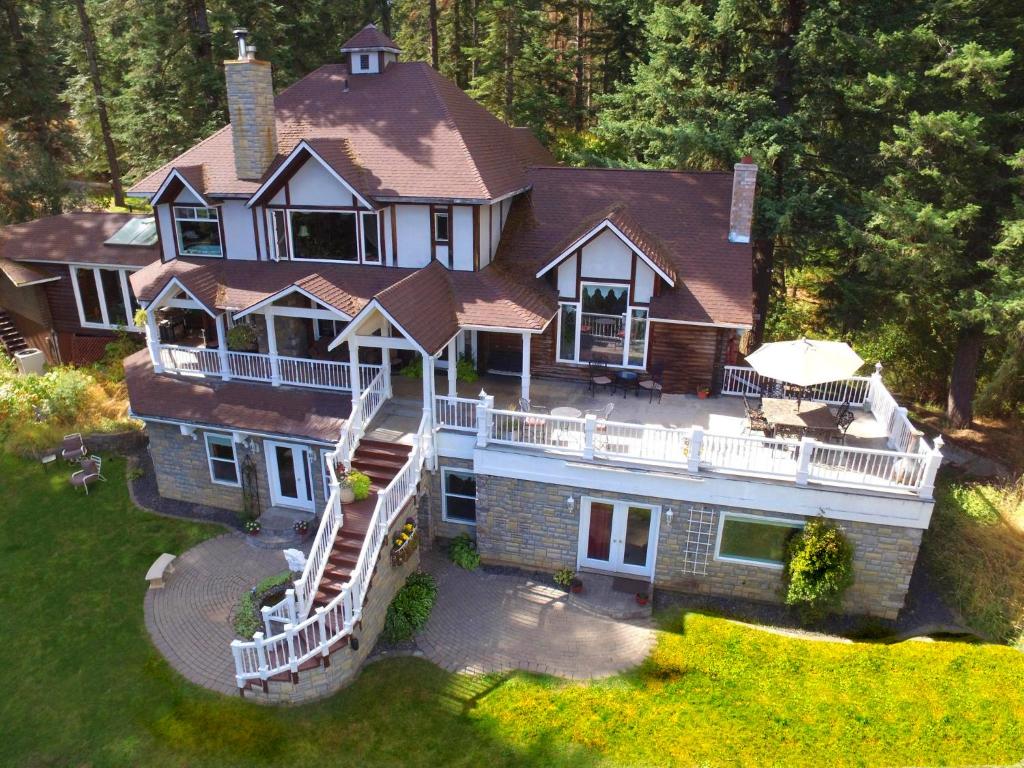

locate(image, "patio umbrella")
(744, 338), (864, 388)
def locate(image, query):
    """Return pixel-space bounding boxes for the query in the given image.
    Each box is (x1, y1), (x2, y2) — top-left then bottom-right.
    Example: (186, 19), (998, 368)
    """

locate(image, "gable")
(274, 156), (362, 208)
(248, 140), (374, 210)
(537, 219), (676, 287)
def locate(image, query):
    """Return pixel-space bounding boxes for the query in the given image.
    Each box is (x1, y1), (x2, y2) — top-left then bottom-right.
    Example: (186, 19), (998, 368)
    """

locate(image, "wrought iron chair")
(70, 455), (106, 494)
(587, 361), (613, 396)
(763, 380), (786, 399)
(835, 408), (856, 444)
(639, 364), (665, 403)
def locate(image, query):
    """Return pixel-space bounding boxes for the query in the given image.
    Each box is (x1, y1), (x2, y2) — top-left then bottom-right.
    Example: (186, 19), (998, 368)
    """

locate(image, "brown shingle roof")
(0, 213), (159, 268)
(124, 349), (349, 442)
(375, 262), (460, 354)
(340, 24), (400, 52)
(496, 168), (753, 327)
(0, 258), (58, 287)
(131, 63), (547, 202)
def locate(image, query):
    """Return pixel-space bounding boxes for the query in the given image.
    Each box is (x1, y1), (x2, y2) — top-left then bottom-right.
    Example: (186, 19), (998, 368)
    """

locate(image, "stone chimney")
(224, 28), (278, 181)
(728, 156), (758, 243)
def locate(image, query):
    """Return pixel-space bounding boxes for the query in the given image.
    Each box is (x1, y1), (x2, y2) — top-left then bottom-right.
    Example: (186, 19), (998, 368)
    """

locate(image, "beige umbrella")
(745, 338), (864, 388)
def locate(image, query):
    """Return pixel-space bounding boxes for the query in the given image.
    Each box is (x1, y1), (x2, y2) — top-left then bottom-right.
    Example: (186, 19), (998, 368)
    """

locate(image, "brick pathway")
(144, 534), (289, 695)
(419, 553), (656, 679)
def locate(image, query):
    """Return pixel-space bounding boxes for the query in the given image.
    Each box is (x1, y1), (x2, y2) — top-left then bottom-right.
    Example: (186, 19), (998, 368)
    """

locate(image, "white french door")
(265, 441), (315, 511)
(577, 498), (660, 578)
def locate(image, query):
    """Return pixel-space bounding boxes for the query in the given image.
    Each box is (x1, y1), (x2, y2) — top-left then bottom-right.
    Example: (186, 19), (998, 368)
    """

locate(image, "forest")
(1, 0), (1022, 431)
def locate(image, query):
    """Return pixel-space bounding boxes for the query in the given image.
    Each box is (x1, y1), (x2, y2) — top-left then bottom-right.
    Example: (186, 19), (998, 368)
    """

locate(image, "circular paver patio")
(144, 533), (289, 695)
(419, 554), (657, 679)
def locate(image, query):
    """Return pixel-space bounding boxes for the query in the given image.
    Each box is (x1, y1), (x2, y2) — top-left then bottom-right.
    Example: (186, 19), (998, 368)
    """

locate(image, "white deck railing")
(433, 395), (478, 432)
(452, 391), (943, 499)
(231, 413), (431, 690)
(156, 342), (379, 394)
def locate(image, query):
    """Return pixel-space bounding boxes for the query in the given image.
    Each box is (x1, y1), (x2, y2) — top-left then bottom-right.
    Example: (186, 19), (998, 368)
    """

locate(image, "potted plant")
(696, 385), (711, 399)
(553, 567), (575, 590)
(293, 519), (310, 537)
(570, 577), (584, 594)
(345, 470), (372, 501)
(244, 519), (261, 535)
(635, 591), (650, 606)
(338, 474), (356, 504)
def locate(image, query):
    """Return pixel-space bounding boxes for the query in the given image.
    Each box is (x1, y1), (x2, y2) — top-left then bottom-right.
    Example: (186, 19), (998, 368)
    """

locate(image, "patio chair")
(745, 409), (774, 437)
(517, 397), (549, 428)
(61, 433), (87, 463)
(639, 364), (665, 403)
(70, 455), (106, 494)
(762, 380), (786, 399)
(834, 408), (856, 444)
(587, 361), (613, 396)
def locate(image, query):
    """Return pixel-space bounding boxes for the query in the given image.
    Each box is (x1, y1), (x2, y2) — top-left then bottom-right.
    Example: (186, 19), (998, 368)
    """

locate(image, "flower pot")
(339, 485), (355, 504)
(570, 579), (583, 594)
(697, 390), (710, 400)
(635, 593), (649, 606)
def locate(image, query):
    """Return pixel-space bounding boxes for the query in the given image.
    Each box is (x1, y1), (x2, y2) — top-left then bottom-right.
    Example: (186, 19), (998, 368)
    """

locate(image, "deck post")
(918, 436), (944, 500)
(265, 313), (281, 386)
(476, 390), (493, 447)
(422, 352), (435, 424)
(349, 338), (361, 401)
(520, 332), (531, 401)
(796, 436), (815, 485)
(583, 414), (597, 459)
(230, 640), (247, 689)
(253, 632), (268, 681)
(214, 313), (231, 381)
(687, 426), (703, 473)
(447, 338), (458, 397)
(145, 308), (164, 372)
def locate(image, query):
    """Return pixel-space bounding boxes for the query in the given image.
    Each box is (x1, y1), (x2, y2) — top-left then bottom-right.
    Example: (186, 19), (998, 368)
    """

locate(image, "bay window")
(556, 282), (649, 368)
(173, 206), (222, 256)
(70, 266), (141, 331)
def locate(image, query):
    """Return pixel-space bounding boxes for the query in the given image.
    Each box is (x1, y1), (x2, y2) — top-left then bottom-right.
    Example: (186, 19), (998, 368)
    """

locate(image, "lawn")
(2, 453), (1024, 767)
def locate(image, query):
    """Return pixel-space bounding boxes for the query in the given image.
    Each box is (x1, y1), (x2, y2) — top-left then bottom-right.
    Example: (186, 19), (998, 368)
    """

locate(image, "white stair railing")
(334, 367), (388, 471)
(231, 413), (431, 690)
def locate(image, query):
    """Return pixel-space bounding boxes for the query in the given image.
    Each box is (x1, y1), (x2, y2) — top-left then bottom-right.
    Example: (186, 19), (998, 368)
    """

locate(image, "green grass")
(2, 453), (1024, 767)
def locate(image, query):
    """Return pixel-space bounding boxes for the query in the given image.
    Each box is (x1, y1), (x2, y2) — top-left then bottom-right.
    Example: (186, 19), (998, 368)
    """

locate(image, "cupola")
(339, 23), (401, 74)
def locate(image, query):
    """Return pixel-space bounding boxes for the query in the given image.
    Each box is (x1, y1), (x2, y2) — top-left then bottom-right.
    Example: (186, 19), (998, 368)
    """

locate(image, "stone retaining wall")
(475, 474), (921, 619)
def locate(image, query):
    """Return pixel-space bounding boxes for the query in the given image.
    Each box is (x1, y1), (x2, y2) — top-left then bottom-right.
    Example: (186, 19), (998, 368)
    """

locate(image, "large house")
(2, 26), (943, 698)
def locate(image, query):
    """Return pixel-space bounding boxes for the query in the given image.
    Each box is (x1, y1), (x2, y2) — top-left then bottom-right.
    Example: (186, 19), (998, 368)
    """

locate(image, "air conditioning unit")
(14, 348), (46, 376)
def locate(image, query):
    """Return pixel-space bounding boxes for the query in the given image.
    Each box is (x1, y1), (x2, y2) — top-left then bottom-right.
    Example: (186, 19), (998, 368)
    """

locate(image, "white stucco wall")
(452, 205), (474, 270)
(286, 159), (357, 208)
(221, 200), (258, 260)
(395, 205), (431, 267)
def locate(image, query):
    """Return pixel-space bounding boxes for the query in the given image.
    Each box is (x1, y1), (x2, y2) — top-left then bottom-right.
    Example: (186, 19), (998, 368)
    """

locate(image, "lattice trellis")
(680, 505), (717, 575)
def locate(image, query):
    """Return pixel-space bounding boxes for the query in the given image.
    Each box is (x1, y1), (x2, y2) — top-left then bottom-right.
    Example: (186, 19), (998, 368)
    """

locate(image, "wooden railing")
(231, 413), (431, 690)
(156, 342), (379, 394)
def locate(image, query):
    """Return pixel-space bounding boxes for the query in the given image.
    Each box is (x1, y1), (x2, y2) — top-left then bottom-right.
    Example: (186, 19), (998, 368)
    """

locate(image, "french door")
(265, 441), (315, 511)
(577, 498), (660, 578)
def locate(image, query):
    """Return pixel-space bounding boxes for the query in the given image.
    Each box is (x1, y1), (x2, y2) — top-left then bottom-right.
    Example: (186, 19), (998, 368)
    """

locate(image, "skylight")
(105, 217), (158, 246)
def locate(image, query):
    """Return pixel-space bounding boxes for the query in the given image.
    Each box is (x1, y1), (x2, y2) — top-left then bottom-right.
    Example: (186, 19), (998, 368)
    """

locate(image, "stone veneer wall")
(475, 474), (922, 619)
(145, 422), (329, 516)
(243, 499), (422, 704)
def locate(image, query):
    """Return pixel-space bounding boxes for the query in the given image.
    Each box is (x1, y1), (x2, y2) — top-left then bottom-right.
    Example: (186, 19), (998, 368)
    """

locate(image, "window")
(441, 468), (476, 524)
(557, 303), (577, 362)
(173, 206), (222, 256)
(269, 209), (287, 261)
(290, 210), (358, 261)
(360, 53), (370, 70)
(434, 210), (450, 243)
(556, 282), (649, 368)
(71, 266), (141, 330)
(715, 513), (803, 568)
(205, 433), (240, 486)
(361, 211), (380, 263)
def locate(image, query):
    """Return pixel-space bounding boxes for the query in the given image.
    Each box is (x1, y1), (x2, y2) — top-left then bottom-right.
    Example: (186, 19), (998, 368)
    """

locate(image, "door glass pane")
(76, 269), (103, 324)
(580, 285), (626, 365)
(587, 502), (614, 561)
(275, 445), (298, 498)
(622, 506), (652, 567)
(100, 269), (127, 327)
(302, 449), (313, 501)
(558, 304), (577, 361)
(628, 308), (648, 367)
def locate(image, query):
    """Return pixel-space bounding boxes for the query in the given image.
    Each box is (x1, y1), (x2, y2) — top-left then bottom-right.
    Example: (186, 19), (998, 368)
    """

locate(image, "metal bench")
(145, 553), (177, 589)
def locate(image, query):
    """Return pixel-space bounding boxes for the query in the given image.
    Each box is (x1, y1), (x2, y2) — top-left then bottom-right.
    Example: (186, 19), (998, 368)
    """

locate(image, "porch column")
(446, 337), (457, 397)
(520, 331), (531, 402)
(349, 337), (361, 401)
(144, 307), (163, 373)
(381, 322), (393, 398)
(214, 314), (231, 381)
(265, 312), (281, 386)
(421, 352), (434, 422)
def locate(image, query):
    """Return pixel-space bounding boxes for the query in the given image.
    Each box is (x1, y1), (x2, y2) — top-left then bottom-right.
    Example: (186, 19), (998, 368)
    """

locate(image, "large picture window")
(204, 433), (240, 486)
(173, 206), (222, 256)
(70, 266), (141, 330)
(441, 468), (477, 525)
(715, 513), (803, 568)
(290, 210), (358, 261)
(556, 282), (649, 368)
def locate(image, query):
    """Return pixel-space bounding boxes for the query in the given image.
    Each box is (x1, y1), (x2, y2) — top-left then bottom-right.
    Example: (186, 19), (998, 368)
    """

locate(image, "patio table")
(615, 370), (640, 398)
(761, 397), (839, 441)
(550, 406), (583, 419)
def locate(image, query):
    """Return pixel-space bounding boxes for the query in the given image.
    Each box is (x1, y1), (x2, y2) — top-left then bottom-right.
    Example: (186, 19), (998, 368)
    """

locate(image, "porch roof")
(124, 350), (349, 442)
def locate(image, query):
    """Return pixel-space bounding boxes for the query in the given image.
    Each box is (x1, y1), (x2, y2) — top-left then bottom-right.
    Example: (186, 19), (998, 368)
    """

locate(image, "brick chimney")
(224, 29), (277, 181)
(728, 156), (758, 243)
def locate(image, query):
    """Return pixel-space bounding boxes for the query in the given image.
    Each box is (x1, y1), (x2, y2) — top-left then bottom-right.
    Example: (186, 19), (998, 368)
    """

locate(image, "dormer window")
(173, 206), (222, 257)
(434, 210), (450, 244)
(360, 53), (370, 70)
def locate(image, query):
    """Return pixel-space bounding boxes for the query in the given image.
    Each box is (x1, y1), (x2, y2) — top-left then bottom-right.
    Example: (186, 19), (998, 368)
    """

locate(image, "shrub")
(783, 517), (854, 621)
(456, 355), (479, 382)
(554, 567), (575, 589)
(400, 357), (423, 379)
(232, 571), (292, 638)
(383, 571), (438, 643)
(345, 470), (372, 501)
(226, 323), (258, 351)
(449, 532), (481, 570)
(93, 330), (144, 383)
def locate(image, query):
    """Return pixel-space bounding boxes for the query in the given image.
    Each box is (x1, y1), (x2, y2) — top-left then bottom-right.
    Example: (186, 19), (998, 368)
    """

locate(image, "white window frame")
(359, 53), (371, 71)
(69, 265), (142, 331)
(320, 449), (334, 502)
(361, 210), (381, 263)
(433, 210), (450, 244)
(267, 209), (288, 262)
(556, 282), (648, 369)
(441, 467), (477, 525)
(173, 205), (222, 257)
(204, 432), (240, 487)
(287, 208), (365, 264)
(713, 512), (805, 570)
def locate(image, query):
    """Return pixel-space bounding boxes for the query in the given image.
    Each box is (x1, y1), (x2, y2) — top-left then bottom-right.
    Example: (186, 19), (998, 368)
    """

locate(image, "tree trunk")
(185, 0), (212, 62)
(2, 0), (22, 42)
(452, 0), (465, 86)
(749, 237), (774, 348)
(946, 324), (984, 428)
(470, 0), (479, 80)
(573, 0), (585, 130)
(428, 0), (439, 70)
(72, 0), (124, 207)
(377, 0), (393, 37)
(503, 10), (514, 122)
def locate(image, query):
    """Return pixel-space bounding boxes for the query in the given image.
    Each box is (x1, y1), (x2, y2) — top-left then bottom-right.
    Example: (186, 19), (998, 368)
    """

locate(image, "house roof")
(0, 213), (160, 269)
(340, 24), (400, 53)
(124, 349), (349, 442)
(0, 258), (59, 287)
(130, 63), (548, 202)
(497, 167), (754, 327)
